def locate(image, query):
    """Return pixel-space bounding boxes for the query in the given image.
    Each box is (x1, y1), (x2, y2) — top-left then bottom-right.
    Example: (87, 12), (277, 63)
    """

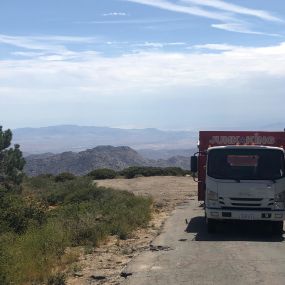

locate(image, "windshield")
(207, 148), (285, 181)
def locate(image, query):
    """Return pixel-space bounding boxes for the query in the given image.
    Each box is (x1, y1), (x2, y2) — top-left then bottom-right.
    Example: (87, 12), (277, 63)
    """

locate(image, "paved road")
(122, 199), (285, 285)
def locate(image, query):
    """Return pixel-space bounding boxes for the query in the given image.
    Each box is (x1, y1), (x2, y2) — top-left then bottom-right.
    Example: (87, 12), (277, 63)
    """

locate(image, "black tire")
(207, 218), (217, 233)
(272, 221), (283, 235)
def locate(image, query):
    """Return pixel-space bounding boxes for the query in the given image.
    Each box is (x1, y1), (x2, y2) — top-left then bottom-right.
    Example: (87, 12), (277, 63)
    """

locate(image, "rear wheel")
(207, 218), (217, 233)
(272, 221), (283, 235)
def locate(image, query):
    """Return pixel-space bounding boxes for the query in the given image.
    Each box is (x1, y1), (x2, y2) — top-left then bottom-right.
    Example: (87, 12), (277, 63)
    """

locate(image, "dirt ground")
(67, 176), (197, 285)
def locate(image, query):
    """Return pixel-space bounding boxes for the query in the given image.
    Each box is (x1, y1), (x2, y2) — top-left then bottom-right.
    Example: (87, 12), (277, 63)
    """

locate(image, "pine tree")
(0, 126), (25, 185)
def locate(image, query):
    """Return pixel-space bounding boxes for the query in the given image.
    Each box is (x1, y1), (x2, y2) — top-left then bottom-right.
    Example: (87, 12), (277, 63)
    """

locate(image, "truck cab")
(191, 131), (285, 234)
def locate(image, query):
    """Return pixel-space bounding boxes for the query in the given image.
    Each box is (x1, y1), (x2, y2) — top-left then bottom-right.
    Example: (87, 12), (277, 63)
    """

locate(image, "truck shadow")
(186, 216), (284, 242)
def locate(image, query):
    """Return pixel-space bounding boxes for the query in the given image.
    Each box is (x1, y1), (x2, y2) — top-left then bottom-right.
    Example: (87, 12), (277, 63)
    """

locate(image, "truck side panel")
(198, 154), (206, 201)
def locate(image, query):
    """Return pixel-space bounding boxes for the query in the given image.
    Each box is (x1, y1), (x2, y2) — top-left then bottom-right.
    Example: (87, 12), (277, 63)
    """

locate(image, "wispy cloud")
(0, 34), (98, 51)
(125, 0), (233, 21)
(76, 18), (182, 25)
(193, 43), (240, 51)
(0, 33), (186, 60)
(0, 34), (101, 61)
(125, 0), (283, 35)
(103, 12), (127, 16)
(212, 23), (281, 36)
(134, 41), (185, 48)
(0, 34), (63, 51)
(181, 0), (283, 22)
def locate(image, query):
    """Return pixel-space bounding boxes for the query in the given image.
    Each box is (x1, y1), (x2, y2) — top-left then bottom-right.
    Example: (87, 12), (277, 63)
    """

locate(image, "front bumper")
(206, 207), (285, 221)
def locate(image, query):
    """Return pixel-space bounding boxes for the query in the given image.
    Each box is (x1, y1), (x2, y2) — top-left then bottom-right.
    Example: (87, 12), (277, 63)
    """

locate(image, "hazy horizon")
(8, 123), (285, 133)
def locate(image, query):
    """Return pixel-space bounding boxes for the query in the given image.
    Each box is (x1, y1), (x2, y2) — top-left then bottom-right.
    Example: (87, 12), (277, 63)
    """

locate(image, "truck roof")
(207, 145), (284, 151)
(199, 131), (285, 152)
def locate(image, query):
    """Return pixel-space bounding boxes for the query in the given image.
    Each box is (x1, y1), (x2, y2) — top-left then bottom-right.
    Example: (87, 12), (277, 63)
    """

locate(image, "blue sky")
(1, 0), (285, 130)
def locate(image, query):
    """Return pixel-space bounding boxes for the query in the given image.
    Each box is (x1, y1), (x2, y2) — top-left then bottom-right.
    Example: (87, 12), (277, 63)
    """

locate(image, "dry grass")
(95, 176), (197, 211)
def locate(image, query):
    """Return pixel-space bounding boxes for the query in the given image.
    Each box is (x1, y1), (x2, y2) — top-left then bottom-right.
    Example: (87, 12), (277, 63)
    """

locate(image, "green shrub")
(0, 127), (26, 186)
(87, 168), (117, 180)
(120, 166), (188, 179)
(55, 172), (76, 182)
(0, 188), (46, 234)
(23, 176), (94, 206)
(163, 167), (190, 176)
(47, 273), (66, 285)
(53, 185), (152, 245)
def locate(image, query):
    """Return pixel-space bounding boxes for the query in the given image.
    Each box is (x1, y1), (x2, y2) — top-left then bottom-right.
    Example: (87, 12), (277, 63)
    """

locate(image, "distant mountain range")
(24, 146), (191, 176)
(18, 124), (284, 176)
(13, 125), (197, 155)
(260, 123), (285, 131)
(137, 148), (196, 159)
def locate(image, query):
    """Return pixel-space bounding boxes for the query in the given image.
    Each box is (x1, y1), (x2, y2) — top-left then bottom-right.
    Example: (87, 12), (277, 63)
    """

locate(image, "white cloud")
(1, 42), (285, 95)
(181, 0), (283, 22)
(103, 12), (127, 16)
(1, 42), (285, 129)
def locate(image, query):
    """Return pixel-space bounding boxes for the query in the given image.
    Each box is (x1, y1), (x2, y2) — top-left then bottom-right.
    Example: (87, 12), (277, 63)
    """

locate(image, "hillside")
(13, 125), (197, 154)
(24, 146), (190, 176)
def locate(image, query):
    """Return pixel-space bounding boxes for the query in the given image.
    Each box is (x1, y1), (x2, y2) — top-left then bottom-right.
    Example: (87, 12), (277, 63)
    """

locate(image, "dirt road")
(122, 199), (285, 285)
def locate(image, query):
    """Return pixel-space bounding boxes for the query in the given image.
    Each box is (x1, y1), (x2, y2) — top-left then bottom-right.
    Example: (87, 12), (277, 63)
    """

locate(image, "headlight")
(274, 192), (285, 202)
(207, 190), (218, 201)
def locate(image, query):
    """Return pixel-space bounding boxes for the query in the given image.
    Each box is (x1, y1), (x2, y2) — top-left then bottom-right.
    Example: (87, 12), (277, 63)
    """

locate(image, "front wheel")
(272, 221), (283, 235)
(206, 218), (217, 233)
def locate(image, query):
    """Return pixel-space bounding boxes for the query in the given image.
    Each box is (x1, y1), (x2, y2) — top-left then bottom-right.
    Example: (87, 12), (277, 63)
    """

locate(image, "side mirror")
(191, 156), (198, 173)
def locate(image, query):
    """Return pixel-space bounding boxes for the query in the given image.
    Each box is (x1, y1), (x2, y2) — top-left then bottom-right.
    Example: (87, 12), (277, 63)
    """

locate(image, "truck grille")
(219, 197), (274, 209)
(221, 206), (272, 211)
(231, 203), (261, 207)
(230, 198), (262, 207)
(230, 198), (262, 202)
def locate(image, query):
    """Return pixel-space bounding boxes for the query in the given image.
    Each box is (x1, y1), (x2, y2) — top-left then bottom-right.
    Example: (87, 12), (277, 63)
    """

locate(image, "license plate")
(240, 213), (255, 220)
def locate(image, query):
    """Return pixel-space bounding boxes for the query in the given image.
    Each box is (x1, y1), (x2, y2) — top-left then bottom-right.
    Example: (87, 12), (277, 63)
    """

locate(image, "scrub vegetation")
(88, 166), (190, 180)
(0, 127), (152, 285)
(0, 176), (152, 285)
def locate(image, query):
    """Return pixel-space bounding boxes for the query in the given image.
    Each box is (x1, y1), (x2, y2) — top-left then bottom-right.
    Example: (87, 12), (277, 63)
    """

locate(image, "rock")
(150, 244), (173, 251)
(90, 275), (107, 280)
(120, 272), (133, 278)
